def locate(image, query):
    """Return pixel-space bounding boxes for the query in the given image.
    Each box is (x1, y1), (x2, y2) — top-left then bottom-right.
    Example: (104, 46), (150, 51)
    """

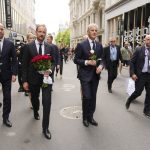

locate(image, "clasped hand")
(87, 60), (96, 66)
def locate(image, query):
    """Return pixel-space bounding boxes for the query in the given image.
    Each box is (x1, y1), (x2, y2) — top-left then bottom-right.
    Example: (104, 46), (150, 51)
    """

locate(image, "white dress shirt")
(35, 39), (44, 55)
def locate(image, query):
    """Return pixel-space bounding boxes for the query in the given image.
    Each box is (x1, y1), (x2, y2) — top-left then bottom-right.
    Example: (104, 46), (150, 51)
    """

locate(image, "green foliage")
(55, 28), (70, 47)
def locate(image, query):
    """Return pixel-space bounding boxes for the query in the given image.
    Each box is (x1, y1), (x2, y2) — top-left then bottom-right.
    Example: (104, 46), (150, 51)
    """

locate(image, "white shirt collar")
(0, 37), (4, 43)
(88, 38), (96, 43)
(35, 39), (44, 45)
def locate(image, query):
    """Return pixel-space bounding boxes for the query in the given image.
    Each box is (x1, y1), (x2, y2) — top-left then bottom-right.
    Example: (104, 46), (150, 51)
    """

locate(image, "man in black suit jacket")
(22, 24), (55, 140)
(103, 38), (123, 93)
(126, 35), (150, 118)
(74, 23), (103, 127)
(46, 34), (60, 82)
(0, 23), (17, 127)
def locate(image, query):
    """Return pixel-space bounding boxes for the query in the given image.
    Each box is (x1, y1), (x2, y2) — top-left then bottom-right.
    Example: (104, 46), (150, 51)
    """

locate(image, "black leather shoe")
(43, 129), (51, 139)
(88, 118), (98, 126)
(83, 120), (89, 127)
(34, 112), (40, 120)
(3, 119), (12, 127)
(143, 111), (150, 119)
(125, 99), (131, 110)
(0, 102), (2, 108)
(108, 89), (112, 93)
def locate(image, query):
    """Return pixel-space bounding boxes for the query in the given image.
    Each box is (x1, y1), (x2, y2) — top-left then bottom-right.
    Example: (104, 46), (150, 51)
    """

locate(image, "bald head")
(0, 23), (4, 39)
(145, 34), (150, 47)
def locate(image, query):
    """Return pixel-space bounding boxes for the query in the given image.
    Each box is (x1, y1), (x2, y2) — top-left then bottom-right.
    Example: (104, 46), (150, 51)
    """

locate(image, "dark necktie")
(148, 48), (150, 73)
(0, 40), (1, 54)
(92, 41), (96, 51)
(39, 43), (42, 55)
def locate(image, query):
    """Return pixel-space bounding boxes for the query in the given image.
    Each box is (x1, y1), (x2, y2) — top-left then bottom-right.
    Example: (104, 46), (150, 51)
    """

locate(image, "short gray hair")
(87, 23), (98, 32)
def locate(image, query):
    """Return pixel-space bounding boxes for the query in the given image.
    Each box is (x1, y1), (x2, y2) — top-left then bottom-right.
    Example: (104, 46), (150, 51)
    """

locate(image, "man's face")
(124, 44), (128, 48)
(46, 36), (52, 44)
(87, 26), (97, 40)
(145, 36), (150, 47)
(110, 39), (116, 46)
(0, 24), (4, 39)
(36, 26), (46, 42)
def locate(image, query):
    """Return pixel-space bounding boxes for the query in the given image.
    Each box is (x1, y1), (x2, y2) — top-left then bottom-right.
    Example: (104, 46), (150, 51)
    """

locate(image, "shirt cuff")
(85, 60), (88, 66)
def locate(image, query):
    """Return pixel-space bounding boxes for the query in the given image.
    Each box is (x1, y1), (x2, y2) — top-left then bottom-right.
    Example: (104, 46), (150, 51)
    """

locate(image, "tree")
(55, 28), (70, 47)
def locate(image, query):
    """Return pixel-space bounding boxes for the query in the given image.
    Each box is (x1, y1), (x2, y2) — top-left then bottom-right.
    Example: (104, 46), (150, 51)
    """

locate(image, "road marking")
(5, 132), (16, 137)
(61, 84), (75, 92)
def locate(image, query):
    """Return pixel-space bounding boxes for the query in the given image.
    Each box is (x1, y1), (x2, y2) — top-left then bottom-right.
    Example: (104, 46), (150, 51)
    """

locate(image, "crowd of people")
(0, 22), (150, 141)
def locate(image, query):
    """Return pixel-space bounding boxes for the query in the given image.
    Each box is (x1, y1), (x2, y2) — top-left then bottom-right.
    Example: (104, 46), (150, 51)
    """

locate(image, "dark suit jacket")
(22, 41), (55, 85)
(74, 39), (103, 82)
(50, 43), (60, 66)
(0, 38), (17, 80)
(103, 45), (122, 69)
(130, 46), (146, 77)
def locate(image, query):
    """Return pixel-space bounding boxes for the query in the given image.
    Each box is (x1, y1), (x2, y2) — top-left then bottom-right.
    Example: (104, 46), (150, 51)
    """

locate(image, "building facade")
(105, 0), (150, 47)
(69, 0), (105, 48)
(0, 0), (36, 42)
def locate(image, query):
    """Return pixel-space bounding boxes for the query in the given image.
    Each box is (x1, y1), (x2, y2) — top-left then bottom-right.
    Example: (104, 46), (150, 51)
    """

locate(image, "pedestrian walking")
(103, 37), (123, 93)
(22, 24), (55, 139)
(46, 34), (60, 83)
(125, 35), (150, 118)
(74, 23), (103, 127)
(0, 23), (18, 127)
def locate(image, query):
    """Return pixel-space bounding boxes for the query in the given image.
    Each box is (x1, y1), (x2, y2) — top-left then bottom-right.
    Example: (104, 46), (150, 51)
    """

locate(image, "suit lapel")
(31, 41), (38, 56)
(1, 38), (7, 54)
(44, 42), (49, 54)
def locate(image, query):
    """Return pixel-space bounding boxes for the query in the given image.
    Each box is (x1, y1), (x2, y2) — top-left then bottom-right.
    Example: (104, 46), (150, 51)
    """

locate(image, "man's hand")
(12, 75), (16, 82)
(44, 69), (52, 77)
(96, 66), (103, 74)
(57, 65), (60, 70)
(23, 82), (29, 91)
(87, 60), (96, 66)
(131, 74), (138, 81)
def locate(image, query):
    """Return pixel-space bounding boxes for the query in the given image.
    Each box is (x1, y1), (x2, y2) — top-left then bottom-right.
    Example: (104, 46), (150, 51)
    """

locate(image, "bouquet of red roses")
(31, 54), (53, 87)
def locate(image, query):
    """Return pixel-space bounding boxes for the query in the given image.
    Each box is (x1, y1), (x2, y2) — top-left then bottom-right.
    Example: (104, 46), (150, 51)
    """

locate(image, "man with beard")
(22, 24), (55, 140)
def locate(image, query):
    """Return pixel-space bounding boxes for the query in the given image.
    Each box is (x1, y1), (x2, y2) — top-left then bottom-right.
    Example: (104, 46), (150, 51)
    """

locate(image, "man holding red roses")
(22, 24), (55, 140)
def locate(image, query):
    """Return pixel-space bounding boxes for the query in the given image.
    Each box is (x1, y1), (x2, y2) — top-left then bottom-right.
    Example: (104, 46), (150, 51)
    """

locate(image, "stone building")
(69, 0), (105, 48)
(105, 0), (150, 47)
(0, 0), (36, 42)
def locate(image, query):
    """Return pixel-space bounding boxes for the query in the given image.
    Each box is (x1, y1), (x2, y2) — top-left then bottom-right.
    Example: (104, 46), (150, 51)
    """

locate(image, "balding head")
(0, 23), (4, 39)
(145, 34), (150, 47)
(109, 37), (116, 46)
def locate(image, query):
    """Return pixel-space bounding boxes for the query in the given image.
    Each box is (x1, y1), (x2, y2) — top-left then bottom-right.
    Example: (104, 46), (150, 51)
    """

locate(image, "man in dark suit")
(0, 23), (18, 127)
(103, 37), (123, 93)
(22, 24), (55, 140)
(126, 35), (150, 118)
(46, 34), (60, 82)
(74, 23), (103, 127)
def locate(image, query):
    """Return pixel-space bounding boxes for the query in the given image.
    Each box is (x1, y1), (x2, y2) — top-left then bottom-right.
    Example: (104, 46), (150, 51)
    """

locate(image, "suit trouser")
(0, 78), (11, 120)
(128, 73), (150, 113)
(80, 77), (99, 120)
(107, 61), (118, 89)
(29, 83), (52, 130)
(18, 65), (23, 88)
(56, 61), (63, 75)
